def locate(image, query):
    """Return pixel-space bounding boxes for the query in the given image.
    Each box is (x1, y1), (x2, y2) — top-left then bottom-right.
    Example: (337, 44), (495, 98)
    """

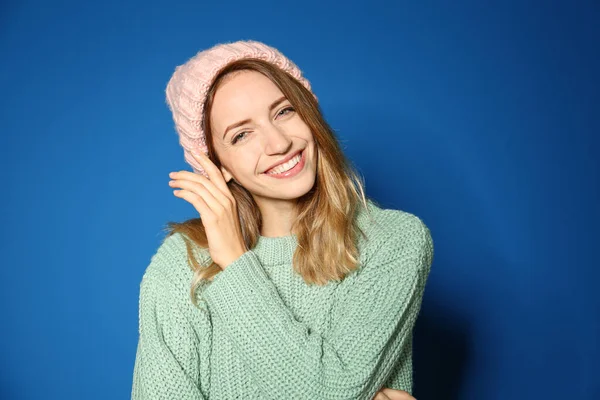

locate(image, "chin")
(274, 180), (316, 200)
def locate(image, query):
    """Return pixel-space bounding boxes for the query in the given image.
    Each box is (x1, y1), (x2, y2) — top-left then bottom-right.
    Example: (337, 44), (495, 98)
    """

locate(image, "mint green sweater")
(131, 199), (434, 399)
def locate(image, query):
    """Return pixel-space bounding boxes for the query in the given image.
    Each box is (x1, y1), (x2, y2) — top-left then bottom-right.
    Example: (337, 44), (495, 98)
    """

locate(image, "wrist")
(220, 246), (248, 271)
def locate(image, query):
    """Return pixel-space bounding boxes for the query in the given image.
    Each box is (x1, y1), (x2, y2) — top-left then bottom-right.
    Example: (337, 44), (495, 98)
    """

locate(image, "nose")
(262, 123), (292, 155)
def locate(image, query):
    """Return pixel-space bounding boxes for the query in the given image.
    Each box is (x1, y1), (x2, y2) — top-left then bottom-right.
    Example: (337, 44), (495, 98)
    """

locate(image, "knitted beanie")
(165, 40), (316, 177)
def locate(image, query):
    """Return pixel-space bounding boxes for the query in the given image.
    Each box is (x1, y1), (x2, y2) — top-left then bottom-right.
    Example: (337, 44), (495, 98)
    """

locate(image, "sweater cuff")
(202, 250), (275, 319)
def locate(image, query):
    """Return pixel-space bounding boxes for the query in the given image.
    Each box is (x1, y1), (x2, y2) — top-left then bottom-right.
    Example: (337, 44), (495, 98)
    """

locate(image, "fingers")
(381, 388), (416, 400)
(172, 187), (211, 219)
(191, 151), (232, 197)
(169, 173), (224, 214)
(372, 391), (392, 400)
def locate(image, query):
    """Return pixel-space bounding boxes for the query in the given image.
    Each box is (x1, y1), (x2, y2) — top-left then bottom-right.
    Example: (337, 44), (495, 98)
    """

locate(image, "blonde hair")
(163, 59), (373, 307)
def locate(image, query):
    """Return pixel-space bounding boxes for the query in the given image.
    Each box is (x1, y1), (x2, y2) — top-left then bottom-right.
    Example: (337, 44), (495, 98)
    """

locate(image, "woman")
(131, 40), (434, 400)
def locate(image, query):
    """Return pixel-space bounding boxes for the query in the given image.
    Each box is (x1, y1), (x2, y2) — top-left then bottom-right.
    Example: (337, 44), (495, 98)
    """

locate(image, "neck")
(255, 198), (299, 238)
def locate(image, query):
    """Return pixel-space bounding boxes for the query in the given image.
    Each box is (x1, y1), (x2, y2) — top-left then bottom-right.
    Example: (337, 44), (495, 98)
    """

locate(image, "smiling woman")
(131, 40), (433, 400)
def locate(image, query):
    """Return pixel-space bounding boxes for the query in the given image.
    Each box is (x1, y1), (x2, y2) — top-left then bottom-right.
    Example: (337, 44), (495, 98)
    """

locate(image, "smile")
(263, 149), (306, 179)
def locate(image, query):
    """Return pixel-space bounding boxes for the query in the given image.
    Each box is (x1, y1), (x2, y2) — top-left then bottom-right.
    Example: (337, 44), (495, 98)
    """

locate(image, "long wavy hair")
(164, 58), (373, 307)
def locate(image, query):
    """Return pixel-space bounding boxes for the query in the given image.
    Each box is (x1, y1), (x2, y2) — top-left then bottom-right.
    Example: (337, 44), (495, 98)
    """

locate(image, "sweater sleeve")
(131, 268), (209, 400)
(202, 217), (434, 400)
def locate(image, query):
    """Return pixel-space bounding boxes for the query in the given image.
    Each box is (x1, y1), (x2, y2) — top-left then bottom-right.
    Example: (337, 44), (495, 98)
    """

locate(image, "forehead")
(211, 70), (283, 118)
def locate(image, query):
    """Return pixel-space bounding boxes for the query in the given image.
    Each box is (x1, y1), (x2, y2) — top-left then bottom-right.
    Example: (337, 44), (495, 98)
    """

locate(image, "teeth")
(266, 153), (302, 174)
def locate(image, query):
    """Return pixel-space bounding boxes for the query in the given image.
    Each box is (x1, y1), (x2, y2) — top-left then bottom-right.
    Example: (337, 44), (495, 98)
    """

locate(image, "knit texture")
(165, 40), (317, 177)
(131, 199), (434, 399)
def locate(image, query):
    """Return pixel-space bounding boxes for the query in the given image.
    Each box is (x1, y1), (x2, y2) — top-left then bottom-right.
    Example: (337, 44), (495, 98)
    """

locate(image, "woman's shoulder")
(360, 199), (432, 244)
(357, 198), (434, 270)
(137, 232), (212, 331)
(141, 231), (210, 297)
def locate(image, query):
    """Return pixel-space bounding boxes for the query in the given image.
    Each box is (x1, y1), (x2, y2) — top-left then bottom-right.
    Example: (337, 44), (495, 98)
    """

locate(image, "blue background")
(1, 1), (598, 399)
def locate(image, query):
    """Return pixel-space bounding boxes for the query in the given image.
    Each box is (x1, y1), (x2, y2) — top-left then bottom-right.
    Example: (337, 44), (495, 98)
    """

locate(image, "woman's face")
(209, 70), (317, 207)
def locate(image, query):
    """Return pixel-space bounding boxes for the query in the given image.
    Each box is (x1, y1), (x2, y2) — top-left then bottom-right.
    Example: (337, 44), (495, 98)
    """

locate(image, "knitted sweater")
(131, 199), (434, 400)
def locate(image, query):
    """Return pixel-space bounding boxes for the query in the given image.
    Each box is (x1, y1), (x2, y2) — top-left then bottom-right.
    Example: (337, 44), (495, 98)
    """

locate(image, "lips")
(263, 149), (303, 174)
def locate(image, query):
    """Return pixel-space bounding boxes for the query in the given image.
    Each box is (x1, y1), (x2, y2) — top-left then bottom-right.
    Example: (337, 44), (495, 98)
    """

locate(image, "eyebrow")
(222, 96), (288, 140)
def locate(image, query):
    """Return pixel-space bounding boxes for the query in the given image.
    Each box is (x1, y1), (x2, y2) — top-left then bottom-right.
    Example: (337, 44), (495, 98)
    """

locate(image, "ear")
(220, 165), (234, 183)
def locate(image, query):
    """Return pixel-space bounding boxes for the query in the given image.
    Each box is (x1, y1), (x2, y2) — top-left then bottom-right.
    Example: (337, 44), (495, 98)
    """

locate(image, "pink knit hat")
(165, 40), (316, 177)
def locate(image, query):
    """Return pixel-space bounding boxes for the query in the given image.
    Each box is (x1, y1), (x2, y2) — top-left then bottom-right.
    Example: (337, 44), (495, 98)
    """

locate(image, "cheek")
(229, 151), (260, 175)
(297, 122), (314, 142)
(284, 120), (312, 145)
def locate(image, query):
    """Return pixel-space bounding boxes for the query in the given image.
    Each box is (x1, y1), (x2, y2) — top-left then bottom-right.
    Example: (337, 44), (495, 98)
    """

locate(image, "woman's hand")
(168, 151), (247, 270)
(373, 388), (416, 400)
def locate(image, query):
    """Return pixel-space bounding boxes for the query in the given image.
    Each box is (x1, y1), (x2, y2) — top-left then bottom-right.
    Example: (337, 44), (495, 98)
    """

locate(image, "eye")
(232, 131), (249, 144)
(276, 106), (295, 118)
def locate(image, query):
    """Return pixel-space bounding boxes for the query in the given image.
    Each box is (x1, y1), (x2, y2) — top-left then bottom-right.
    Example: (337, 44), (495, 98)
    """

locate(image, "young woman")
(131, 40), (434, 400)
